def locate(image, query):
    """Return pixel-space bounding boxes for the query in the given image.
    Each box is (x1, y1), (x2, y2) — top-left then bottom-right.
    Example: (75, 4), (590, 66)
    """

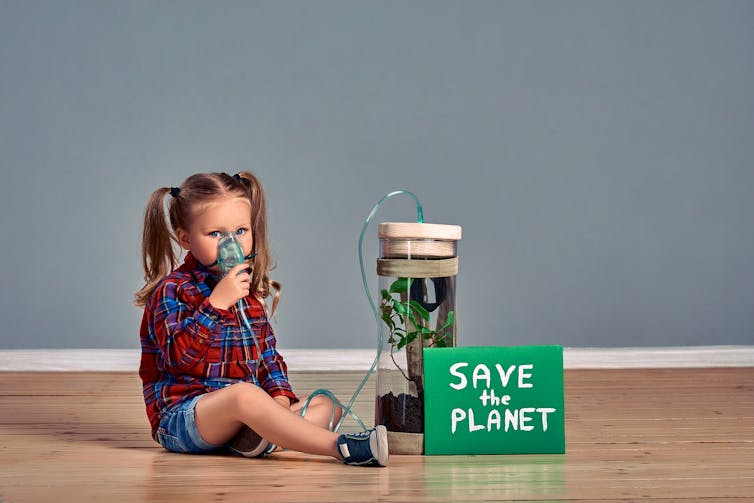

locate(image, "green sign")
(424, 345), (565, 455)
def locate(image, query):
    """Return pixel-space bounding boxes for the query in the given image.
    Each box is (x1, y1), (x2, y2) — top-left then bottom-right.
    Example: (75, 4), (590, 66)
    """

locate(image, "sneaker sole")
(228, 426), (269, 458)
(371, 425), (389, 467)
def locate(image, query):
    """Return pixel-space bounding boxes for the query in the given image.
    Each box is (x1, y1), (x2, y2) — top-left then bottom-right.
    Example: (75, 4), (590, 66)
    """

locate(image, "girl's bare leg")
(194, 383), (340, 459)
(291, 394), (344, 431)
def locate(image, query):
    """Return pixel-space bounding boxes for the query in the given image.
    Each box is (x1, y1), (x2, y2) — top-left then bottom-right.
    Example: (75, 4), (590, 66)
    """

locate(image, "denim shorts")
(157, 395), (224, 454)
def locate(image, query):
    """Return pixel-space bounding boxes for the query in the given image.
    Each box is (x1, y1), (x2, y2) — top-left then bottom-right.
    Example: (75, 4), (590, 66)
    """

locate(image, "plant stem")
(390, 344), (410, 382)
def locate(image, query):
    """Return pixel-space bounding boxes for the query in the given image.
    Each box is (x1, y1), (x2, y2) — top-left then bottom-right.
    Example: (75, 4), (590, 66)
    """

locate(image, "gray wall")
(1, 1), (752, 350)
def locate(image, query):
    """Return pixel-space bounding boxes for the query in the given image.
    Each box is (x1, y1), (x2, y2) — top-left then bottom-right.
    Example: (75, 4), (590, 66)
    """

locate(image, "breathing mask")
(211, 232), (256, 276)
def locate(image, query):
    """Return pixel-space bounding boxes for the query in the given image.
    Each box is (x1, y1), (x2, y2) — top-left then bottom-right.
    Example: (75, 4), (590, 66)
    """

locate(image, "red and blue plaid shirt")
(139, 252), (297, 438)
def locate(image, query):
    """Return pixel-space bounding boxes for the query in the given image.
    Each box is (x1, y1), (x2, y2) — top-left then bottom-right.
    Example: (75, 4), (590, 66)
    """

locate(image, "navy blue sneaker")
(337, 425), (389, 467)
(261, 442), (277, 456)
(228, 426), (270, 458)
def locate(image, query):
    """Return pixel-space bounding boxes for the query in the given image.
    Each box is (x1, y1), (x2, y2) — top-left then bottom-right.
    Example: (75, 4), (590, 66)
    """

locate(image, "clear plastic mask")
(216, 232), (248, 276)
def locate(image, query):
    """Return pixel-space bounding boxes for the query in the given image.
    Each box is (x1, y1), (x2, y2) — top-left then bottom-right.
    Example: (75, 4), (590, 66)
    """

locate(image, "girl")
(135, 171), (388, 467)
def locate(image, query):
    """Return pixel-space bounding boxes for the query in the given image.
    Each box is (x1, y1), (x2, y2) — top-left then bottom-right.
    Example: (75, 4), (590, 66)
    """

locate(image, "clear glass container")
(374, 222), (461, 454)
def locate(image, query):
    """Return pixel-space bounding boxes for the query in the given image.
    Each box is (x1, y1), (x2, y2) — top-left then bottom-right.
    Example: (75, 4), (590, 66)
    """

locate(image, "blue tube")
(297, 190), (424, 432)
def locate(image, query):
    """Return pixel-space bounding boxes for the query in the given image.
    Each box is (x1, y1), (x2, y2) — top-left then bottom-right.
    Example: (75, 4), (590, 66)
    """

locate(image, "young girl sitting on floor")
(135, 171), (387, 467)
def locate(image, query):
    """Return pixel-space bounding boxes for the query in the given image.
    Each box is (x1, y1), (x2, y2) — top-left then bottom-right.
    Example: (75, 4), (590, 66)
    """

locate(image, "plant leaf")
(400, 331), (418, 348)
(389, 277), (412, 294)
(381, 289), (390, 301)
(408, 300), (430, 321)
(437, 311), (456, 332)
(392, 301), (410, 316)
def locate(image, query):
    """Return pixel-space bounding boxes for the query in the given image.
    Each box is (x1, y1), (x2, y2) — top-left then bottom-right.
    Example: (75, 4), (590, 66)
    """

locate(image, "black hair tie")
(233, 173), (250, 186)
(169, 187), (181, 198)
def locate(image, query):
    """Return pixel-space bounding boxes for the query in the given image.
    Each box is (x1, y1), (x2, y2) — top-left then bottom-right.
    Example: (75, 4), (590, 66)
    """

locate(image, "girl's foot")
(337, 425), (389, 467)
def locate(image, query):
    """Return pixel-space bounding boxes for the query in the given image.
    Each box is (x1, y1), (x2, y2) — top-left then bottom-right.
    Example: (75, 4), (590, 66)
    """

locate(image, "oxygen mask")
(214, 232), (256, 276)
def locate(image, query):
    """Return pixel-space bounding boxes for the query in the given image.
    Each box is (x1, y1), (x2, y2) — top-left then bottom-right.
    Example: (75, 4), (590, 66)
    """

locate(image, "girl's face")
(176, 197), (253, 271)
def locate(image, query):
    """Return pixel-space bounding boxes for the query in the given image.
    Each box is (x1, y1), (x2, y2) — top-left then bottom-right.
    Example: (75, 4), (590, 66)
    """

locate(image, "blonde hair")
(134, 171), (281, 314)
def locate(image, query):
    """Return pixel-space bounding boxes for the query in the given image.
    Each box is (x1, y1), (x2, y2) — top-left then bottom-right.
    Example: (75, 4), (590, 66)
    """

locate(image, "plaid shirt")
(139, 252), (297, 438)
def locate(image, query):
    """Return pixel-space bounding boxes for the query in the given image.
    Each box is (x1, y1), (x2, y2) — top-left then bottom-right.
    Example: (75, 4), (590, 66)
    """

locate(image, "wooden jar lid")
(378, 222), (462, 259)
(378, 222), (462, 241)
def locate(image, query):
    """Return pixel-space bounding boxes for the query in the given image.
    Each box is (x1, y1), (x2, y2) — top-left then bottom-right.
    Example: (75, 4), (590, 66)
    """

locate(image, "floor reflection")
(391, 454), (566, 501)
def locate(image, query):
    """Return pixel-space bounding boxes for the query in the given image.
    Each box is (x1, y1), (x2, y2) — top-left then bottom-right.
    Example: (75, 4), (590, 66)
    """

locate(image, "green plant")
(380, 277), (455, 381)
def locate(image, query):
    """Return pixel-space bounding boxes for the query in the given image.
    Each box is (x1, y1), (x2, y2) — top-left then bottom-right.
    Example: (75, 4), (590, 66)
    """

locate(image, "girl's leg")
(291, 394), (344, 431)
(194, 382), (340, 459)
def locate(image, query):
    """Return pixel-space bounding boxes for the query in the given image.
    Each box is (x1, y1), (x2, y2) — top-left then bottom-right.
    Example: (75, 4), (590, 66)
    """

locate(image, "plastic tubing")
(297, 190), (424, 432)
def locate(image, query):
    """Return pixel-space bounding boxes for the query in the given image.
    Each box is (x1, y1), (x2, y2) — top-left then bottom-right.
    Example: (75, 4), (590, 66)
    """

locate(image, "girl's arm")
(256, 321), (298, 405)
(150, 280), (228, 372)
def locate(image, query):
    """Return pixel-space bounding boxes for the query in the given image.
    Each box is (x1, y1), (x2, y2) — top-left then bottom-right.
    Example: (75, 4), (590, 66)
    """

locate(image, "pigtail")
(236, 171), (282, 316)
(134, 187), (178, 306)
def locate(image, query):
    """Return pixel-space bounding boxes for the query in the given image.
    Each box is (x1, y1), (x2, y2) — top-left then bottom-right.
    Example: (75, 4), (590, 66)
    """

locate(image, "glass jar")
(374, 222), (462, 454)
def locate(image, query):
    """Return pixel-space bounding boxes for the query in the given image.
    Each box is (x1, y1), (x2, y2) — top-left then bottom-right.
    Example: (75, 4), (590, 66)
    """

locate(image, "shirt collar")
(183, 252), (220, 287)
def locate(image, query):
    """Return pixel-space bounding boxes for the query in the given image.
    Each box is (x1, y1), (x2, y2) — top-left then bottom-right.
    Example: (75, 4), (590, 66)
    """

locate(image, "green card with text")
(424, 345), (565, 455)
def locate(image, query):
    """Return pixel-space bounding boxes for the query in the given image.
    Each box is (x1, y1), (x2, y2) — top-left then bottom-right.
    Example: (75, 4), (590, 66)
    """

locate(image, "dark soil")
(376, 391), (424, 433)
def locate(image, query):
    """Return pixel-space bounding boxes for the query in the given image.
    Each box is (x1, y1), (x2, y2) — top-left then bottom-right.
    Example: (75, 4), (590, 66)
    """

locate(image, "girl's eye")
(236, 228), (248, 236)
(209, 231), (222, 238)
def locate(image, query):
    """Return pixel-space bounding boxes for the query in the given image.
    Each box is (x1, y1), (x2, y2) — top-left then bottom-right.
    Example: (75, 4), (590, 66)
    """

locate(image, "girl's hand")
(208, 263), (251, 310)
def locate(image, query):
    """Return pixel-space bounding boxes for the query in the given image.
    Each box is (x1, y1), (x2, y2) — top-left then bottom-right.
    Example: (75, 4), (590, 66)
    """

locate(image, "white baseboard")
(0, 346), (752, 371)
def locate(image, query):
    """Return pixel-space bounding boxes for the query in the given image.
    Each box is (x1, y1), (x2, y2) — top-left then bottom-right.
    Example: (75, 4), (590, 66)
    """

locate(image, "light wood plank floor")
(1, 368), (752, 502)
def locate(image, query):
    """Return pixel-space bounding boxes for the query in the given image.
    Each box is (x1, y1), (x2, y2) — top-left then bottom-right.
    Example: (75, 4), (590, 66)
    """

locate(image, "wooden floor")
(1, 368), (752, 502)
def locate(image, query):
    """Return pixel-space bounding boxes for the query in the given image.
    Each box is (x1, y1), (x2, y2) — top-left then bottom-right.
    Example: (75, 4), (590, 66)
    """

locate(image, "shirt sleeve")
(150, 280), (230, 372)
(257, 321), (298, 404)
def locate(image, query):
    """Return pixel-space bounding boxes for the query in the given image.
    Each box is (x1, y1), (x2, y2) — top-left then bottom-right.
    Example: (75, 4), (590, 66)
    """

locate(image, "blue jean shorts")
(157, 395), (224, 454)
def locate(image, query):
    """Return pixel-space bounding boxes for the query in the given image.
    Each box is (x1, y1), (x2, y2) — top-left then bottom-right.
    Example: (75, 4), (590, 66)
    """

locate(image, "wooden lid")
(377, 257), (458, 277)
(380, 239), (456, 259)
(378, 222), (462, 241)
